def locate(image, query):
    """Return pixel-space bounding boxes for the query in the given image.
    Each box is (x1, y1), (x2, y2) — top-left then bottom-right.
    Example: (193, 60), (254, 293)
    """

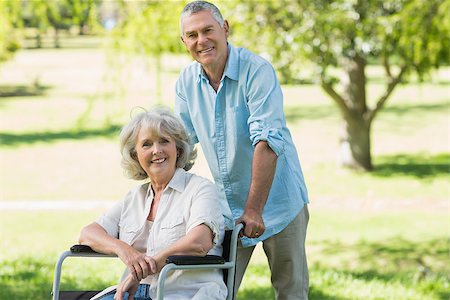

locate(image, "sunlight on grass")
(1, 207), (449, 300)
(306, 159), (448, 203)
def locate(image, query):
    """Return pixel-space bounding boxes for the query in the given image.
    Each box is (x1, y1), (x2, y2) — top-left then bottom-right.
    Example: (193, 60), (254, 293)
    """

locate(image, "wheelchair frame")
(51, 223), (243, 300)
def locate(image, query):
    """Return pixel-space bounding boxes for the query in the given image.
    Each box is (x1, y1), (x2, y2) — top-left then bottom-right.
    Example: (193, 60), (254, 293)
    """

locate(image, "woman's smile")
(135, 127), (178, 184)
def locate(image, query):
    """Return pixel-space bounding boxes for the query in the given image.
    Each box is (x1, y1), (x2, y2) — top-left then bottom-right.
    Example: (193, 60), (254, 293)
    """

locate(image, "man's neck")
(203, 62), (226, 85)
(202, 48), (228, 89)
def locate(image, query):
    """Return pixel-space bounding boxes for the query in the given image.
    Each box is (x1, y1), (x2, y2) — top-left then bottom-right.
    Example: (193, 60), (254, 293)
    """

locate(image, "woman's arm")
(152, 224), (214, 272)
(79, 222), (155, 281)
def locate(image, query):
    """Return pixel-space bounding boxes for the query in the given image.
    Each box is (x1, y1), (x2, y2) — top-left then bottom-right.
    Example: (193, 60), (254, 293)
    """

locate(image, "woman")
(79, 107), (227, 300)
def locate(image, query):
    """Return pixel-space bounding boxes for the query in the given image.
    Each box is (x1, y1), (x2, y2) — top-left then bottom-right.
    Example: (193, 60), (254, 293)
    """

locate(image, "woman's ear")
(131, 150), (137, 160)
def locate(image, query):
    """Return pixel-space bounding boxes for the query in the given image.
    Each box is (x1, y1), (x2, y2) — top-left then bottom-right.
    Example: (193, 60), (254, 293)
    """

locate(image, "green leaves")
(0, 0), (20, 64)
(110, 1), (187, 56)
(225, 0), (449, 84)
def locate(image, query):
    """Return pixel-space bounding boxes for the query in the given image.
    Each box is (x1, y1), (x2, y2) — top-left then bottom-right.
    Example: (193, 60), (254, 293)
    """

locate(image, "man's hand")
(117, 245), (157, 281)
(114, 273), (140, 300)
(237, 208), (265, 238)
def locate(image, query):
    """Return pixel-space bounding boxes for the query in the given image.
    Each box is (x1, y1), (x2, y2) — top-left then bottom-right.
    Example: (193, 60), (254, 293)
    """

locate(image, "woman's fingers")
(139, 259), (150, 278)
(128, 265), (139, 282)
(145, 256), (157, 274)
(115, 274), (139, 300)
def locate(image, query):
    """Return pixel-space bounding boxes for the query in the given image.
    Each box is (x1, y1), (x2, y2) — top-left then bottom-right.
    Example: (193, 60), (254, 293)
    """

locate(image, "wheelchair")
(52, 223), (243, 300)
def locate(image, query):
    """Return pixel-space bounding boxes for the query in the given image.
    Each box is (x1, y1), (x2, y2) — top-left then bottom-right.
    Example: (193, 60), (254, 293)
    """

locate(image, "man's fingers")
(243, 222), (264, 238)
(244, 225), (252, 236)
(236, 220), (245, 237)
(237, 214), (266, 238)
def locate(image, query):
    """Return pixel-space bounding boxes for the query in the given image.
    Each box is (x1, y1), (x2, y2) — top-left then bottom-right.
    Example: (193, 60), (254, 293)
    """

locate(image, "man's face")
(181, 10), (229, 69)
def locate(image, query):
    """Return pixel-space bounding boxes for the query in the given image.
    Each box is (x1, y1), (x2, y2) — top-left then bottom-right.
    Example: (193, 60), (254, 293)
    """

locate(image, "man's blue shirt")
(175, 43), (309, 247)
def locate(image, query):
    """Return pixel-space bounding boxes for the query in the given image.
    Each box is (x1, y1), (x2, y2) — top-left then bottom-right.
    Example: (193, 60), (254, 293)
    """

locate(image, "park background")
(0, 0), (448, 299)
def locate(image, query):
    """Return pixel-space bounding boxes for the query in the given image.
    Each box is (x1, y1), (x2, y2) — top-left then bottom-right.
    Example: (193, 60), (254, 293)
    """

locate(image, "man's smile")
(198, 47), (214, 53)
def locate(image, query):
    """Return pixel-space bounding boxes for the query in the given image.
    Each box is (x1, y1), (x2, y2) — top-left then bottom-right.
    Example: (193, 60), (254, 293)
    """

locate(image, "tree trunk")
(54, 28), (60, 48)
(36, 32), (42, 48)
(338, 54), (373, 171)
(155, 55), (162, 104)
(339, 115), (372, 170)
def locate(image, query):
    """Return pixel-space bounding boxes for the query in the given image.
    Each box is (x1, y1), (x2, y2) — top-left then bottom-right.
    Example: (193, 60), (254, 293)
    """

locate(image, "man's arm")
(237, 141), (277, 238)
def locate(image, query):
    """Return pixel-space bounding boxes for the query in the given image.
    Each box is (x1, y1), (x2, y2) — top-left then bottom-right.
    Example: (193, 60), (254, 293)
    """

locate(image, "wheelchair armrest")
(70, 244), (99, 254)
(166, 255), (225, 265)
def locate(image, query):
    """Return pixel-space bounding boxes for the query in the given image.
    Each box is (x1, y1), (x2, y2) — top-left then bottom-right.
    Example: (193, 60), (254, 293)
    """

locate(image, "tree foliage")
(110, 1), (185, 55)
(21, 0), (101, 48)
(109, 1), (187, 103)
(0, 0), (21, 64)
(224, 0), (449, 171)
(226, 0), (449, 83)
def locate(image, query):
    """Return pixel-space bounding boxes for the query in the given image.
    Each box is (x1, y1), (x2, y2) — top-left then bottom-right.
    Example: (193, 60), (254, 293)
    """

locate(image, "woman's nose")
(152, 143), (162, 154)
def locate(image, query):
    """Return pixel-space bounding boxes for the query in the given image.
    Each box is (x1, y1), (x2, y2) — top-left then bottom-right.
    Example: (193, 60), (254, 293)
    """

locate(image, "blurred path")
(0, 198), (446, 212)
(0, 200), (114, 211)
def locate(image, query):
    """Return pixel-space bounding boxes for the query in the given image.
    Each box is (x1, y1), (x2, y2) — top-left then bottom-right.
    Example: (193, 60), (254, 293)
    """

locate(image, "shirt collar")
(145, 168), (186, 199)
(166, 168), (186, 193)
(196, 43), (239, 83)
(223, 43), (239, 81)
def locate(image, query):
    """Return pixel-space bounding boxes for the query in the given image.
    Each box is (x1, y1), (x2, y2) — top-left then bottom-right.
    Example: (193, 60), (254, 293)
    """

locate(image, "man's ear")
(224, 20), (230, 37)
(180, 35), (186, 45)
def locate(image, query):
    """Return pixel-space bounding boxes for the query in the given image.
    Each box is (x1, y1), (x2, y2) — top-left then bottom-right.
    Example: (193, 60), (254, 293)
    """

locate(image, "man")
(175, 1), (310, 299)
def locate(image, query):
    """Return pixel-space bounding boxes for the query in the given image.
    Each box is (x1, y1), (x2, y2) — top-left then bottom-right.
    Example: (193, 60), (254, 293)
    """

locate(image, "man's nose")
(198, 33), (208, 44)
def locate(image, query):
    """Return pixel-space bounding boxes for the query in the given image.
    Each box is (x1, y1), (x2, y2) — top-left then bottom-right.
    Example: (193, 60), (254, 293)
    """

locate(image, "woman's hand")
(117, 245), (157, 281)
(114, 273), (140, 300)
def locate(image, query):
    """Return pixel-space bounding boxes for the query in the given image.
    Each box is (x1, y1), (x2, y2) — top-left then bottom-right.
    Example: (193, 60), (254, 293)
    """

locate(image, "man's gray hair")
(180, 1), (224, 34)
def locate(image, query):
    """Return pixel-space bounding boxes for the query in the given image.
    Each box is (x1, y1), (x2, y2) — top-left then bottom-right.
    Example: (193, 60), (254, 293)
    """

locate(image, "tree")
(110, 1), (186, 103)
(224, 0), (450, 171)
(22, 0), (100, 48)
(0, 0), (20, 64)
(69, 0), (101, 35)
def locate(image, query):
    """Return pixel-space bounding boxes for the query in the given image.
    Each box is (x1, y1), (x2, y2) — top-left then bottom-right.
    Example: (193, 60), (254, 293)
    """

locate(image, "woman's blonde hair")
(119, 106), (197, 180)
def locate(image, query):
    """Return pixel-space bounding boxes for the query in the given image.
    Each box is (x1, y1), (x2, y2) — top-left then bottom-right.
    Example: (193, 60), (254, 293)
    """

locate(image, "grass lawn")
(0, 209), (448, 300)
(0, 36), (449, 299)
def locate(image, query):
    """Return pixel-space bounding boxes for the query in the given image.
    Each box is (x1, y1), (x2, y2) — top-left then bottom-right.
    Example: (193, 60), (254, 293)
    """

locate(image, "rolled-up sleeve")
(247, 63), (286, 156)
(96, 199), (123, 238)
(186, 180), (224, 246)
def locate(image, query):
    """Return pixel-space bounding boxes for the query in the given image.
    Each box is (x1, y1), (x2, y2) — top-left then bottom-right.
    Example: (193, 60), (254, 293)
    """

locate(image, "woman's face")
(135, 127), (178, 183)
